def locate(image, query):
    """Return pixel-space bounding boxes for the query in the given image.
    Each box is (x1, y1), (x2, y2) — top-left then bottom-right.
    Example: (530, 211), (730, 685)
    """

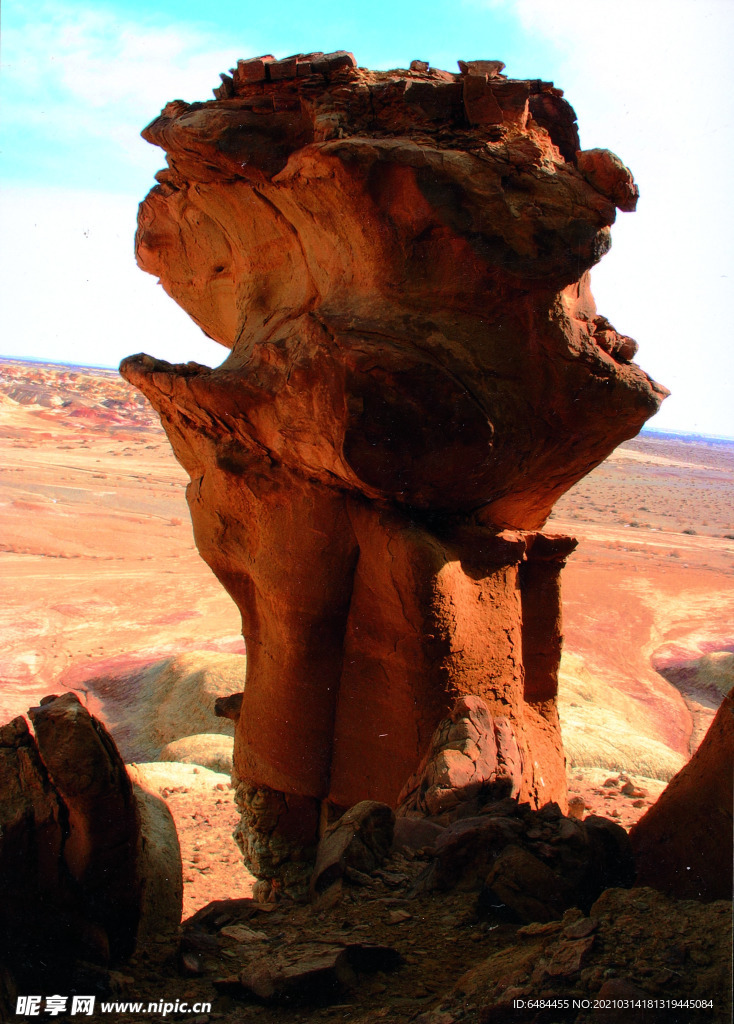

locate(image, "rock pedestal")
(122, 52), (667, 894)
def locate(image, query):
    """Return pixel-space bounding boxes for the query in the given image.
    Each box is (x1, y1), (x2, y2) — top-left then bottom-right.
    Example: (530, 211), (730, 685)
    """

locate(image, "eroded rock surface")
(0, 695), (182, 995)
(122, 52), (667, 892)
(630, 685), (733, 901)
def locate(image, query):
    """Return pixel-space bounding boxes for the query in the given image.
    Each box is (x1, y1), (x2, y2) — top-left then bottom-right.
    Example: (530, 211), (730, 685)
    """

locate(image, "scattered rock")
(450, 887), (731, 1022)
(426, 799), (632, 917)
(238, 942), (402, 1005)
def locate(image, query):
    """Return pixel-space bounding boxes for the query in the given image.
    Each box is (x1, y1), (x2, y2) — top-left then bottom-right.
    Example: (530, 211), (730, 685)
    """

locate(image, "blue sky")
(1, 0), (733, 436)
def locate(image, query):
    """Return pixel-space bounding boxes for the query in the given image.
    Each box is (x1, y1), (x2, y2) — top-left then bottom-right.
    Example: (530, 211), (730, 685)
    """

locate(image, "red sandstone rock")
(29, 693), (142, 958)
(397, 696), (523, 820)
(310, 800), (395, 897)
(577, 147), (639, 212)
(0, 695), (182, 994)
(122, 54), (666, 892)
(630, 686), (733, 901)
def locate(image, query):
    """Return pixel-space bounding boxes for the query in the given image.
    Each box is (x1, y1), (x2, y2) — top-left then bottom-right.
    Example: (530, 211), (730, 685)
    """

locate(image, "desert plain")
(1, 356), (732, 1020)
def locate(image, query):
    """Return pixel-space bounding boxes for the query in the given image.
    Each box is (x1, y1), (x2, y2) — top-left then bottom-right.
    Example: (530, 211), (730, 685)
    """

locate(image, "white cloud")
(2, 4), (241, 182)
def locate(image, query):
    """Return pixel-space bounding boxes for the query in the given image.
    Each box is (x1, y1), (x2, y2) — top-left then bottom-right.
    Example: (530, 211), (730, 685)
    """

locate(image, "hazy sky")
(1, 0), (733, 436)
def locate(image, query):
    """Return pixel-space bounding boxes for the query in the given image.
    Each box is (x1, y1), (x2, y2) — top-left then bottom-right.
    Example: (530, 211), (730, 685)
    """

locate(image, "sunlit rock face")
(122, 52), (667, 897)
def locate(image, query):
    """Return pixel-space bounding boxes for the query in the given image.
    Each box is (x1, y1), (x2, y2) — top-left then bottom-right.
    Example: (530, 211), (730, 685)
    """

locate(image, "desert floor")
(1, 357), (733, 919)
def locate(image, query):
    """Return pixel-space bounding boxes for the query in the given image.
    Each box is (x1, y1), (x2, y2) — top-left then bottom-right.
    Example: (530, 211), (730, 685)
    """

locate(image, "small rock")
(388, 909), (413, 924)
(517, 920), (563, 937)
(343, 866), (379, 888)
(545, 935), (595, 978)
(621, 781), (648, 798)
(219, 924), (268, 942)
(562, 916), (598, 940)
(458, 59), (505, 78)
(567, 796), (585, 820)
(179, 952), (205, 976)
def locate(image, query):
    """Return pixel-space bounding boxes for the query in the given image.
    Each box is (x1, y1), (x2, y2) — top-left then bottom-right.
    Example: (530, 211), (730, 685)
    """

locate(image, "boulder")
(236, 941), (402, 1005)
(482, 844), (574, 922)
(423, 799), (633, 917)
(158, 732), (234, 775)
(393, 816), (445, 853)
(0, 695), (184, 996)
(28, 693), (142, 960)
(311, 801), (395, 896)
(630, 686), (733, 901)
(127, 766), (183, 940)
(122, 52), (666, 892)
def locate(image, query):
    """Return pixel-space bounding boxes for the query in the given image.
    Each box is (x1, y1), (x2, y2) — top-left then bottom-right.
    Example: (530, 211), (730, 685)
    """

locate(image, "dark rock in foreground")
(630, 684), (733, 902)
(0, 694), (182, 999)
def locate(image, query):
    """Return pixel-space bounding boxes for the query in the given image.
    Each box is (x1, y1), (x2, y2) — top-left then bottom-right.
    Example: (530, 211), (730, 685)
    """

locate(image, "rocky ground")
(1, 360), (732, 1021)
(28, 818), (733, 1024)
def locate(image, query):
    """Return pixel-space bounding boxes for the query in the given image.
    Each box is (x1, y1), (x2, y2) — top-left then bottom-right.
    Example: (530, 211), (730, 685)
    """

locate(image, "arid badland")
(1, 51), (732, 1023)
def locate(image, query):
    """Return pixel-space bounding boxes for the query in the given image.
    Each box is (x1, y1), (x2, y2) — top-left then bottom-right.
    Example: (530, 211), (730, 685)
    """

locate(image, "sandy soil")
(551, 432), (734, 768)
(0, 359), (241, 724)
(1, 358), (732, 927)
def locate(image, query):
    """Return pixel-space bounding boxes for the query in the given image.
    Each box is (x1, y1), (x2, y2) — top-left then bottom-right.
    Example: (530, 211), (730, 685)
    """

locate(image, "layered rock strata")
(122, 52), (667, 894)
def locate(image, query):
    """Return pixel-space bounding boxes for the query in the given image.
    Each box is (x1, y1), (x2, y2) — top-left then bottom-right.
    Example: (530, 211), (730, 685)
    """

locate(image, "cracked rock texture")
(0, 694), (182, 1000)
(121, 52), (667, 891)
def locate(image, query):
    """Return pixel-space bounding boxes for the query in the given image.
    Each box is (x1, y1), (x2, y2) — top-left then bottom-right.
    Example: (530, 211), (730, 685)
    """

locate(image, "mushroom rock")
(121, 53), (667, 895)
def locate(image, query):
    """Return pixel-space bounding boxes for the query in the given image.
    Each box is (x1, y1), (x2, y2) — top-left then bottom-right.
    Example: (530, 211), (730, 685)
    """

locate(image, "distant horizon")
(1, 1), (733, 439)
(3, 351), (733, 444)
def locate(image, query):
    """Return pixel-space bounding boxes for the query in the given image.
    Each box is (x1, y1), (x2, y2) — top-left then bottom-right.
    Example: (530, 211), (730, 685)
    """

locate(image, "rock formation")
(121, 52), (667, 894)
(629, 685), (733, 901)
(0, 694), (182, 996)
